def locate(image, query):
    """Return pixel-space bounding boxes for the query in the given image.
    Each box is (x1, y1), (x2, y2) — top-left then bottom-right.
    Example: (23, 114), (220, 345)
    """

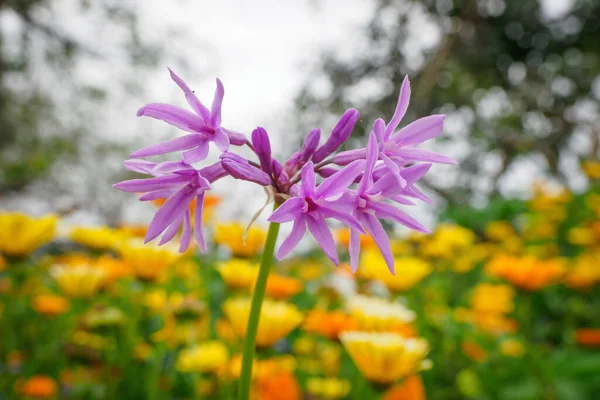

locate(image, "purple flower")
(251, 127), (273, 175)
(347, 132), (430, 274)
(334, 76), (455, 180)
(114, 160), (226, 252)
(268, 160), (366, 265)
(312, 108), (359, 163)
(130, 68), (246, 163)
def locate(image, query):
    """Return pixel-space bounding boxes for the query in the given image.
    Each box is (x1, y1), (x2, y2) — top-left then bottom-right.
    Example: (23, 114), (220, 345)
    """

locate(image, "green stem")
(237, 203), (280, 400)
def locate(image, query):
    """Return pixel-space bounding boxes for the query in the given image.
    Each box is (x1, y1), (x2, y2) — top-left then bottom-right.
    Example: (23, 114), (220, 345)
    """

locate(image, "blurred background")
(1, 0), (599, 399)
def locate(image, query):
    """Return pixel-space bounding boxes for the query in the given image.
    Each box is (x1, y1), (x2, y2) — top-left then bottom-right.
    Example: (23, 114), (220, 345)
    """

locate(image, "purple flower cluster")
(115, 70), (455, 274)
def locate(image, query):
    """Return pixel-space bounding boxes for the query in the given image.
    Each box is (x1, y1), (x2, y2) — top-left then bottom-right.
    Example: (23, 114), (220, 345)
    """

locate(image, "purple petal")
(392, 115), (445, 146)
(373, 118), (386, 143)
(380, 153), (407, 188)
(130, 134), (203, 158)
(317, 167), (339, 178)
(369, 201), (430, 233)
(139, 189), (176, 201)
(268, 197), (306, 223)
(312, 108), (359, 163)
(276, 215), (307, 260)
(152, 161), (190, 174)
(390, 194), (418, 205)
(194, 193), (207, 252)
(179, 211), (192, 252)
(358, 212), (395, 274)
(300, 162), (316, 197)
(145, 184), (196, 243)
(349, 227), (361, 273)
(114, 175), (189, 193)
(402, 186), (434, 204)
(124, 159), (158, 175)
(333, 148), (367, 166)
(136, 103), (206, 133)
(168, 68), (211, 121)
(199, 162), (228, 183)
(384, 75), (410, 139)
(251, 127), (272, 174)
(300, 128), (321, 162)
(394, 148), (457, 164)
(283, 152), (301, 177)
(357, 132), (379, 194)
(272, 159), (291, 192)
(402, 163), (432, 185)
(222, 128), (247, 146)
(316, 159), (365, 199)
(221, 153), (271, 185)
(211, 78), (224, 127)
(213, 127), (230, 152)
(306, 214), (338, 265)
(182, 141), (210, 164)
(319, 203), (365, 234)
(159, 215), (183, 246)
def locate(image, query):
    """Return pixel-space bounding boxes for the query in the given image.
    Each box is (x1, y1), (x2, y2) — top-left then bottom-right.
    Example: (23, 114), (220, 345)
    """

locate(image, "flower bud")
(251, 127), (272, 174)
(312, 108), (359, 163)
(221, 153), (271, 186)
(300, 128), (321, 162)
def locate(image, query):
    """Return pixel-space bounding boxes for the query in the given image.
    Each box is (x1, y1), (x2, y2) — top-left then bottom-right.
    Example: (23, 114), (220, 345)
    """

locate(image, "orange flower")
(302, 309), (357, 340)
(383, 375), (426, 400)
(461, 340), (487, 363)
(17, 375), (58, 398)
(564, 253), (600, 290)
(264, 274), (302, 299)
(486, 255), (565, 291)
(154, 194), (221, 220)
(336, 228), (376, 249)
(253, 370), (301, 400)
(454, 308), (518, 335)
(32, 294), (69, 317)
(575, 328), (600, 347)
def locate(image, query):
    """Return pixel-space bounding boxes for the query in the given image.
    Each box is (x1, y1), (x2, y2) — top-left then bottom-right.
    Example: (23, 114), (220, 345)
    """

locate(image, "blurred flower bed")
(1, 184), (599, 400)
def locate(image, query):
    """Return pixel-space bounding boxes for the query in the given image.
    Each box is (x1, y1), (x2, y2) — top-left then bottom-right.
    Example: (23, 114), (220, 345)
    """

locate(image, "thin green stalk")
(237, 203), (280, 400)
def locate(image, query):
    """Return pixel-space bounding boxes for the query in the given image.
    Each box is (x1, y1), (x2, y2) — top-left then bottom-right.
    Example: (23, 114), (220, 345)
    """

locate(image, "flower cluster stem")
(237, 203), (280, 400)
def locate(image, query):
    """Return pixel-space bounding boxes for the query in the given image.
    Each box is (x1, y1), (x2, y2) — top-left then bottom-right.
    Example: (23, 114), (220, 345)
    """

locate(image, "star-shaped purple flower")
(114, 160), (226, 252)
(130, 68), (246, 163)
(334, 76), (455, 184)
(268, 160), (366, 265)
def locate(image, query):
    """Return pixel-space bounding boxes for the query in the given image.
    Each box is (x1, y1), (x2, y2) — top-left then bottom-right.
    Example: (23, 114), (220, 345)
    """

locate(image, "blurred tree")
(295, 0), (600, 206)
(0, 0), (169, 222)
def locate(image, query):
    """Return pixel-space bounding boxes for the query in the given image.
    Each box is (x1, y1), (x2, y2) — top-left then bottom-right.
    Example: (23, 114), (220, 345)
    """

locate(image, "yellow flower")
(223, 298), (303, 347)
(564, 253), (600, 289)
(143, 288), (168, 311)
(133, 342), (153, 361)
(359, 249), (432, 292)
(346, 295), (416, 336)
(454, 307), (518, 335)
(0, 213), (57, 256)
(581, 159), (600, 179)
(567, 227), (597, 246)
(32, 294), (69, 317)
(470, 283), (514, 314)
(340, 332), (430, 385)
(95, 255), (132, 285)
(118, 239), (182, 282)
(500, 338), (525, 357)
(420, 224), (475, 258)
(17, 375), (58, 398)
(51, 264), (105, 298)
(214, 222), (266, 257)
(484, 221), (516, 242)
(216, 259), (258, 289)
(176, 341), (229, 373)
(216, 318), (239, 343)
(337, 228), (376, 249)
(451, 245), (488, 273)
(70, 226), (127, 250)
(486, 254), (565, 291)
(306, 377), (351, 399)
